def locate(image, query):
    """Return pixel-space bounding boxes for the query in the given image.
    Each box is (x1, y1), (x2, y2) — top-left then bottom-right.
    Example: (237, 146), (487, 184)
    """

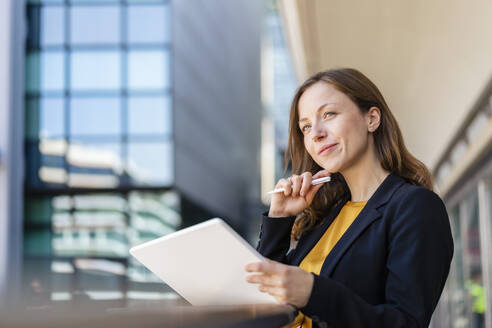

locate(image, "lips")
(318, 143), (338, 155)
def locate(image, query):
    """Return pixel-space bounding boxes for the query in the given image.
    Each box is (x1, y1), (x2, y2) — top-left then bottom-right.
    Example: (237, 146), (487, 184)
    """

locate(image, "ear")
(366, 106), (381, 132)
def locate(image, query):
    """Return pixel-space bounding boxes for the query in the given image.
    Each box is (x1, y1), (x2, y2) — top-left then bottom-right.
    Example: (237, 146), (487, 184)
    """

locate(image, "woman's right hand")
(268, 170), (331, 218)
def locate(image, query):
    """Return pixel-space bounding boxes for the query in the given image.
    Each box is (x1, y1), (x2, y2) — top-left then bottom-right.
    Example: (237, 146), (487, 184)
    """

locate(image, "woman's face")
(297, 81), (376, 173)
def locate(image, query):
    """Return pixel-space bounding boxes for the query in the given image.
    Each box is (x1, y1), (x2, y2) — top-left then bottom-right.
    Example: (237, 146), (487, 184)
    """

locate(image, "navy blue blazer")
(257, 173), (454, 328)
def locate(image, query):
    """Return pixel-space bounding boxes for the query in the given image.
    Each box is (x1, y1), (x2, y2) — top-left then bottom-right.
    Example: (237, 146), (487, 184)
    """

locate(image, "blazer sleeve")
(256, 212), (297, 263)
(300, 188), (454, 328)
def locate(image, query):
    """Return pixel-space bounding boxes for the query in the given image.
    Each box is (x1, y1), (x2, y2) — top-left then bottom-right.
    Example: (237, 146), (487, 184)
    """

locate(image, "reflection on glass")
(128, 191), (181, 234)
(25, 230), (52, 256)
(24, 0), (177, 304)
(128, 50), (170, 90)
(128, 4), (170, 44)
(70, 6), (120, 45)
(73, 194), (126, 211)
(26, 97), (65, 140)
(28, 0), (63, 3)
(128, 96), (172, 135)
(26, 139), (67, 186)
(26, 51), (65, 93)
(127, 0), (165, 2)
(71, 51), (121, 90)
(69, 0), (119, 2)
(127, 142), (173, 186)
(52, 195), (73, 211)
(67, 141), (122, 188)
(41, 6), (65, 46)
(70, 97), (121, 136)
(25, 197), (53, 225)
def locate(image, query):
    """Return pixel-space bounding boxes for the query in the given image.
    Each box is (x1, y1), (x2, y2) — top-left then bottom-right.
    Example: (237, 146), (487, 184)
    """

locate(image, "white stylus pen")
(267, 176), (331, 194)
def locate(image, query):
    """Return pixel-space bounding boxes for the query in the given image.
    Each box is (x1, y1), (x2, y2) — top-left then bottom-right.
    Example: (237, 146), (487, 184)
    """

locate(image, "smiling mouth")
(318, 143), (338, 155)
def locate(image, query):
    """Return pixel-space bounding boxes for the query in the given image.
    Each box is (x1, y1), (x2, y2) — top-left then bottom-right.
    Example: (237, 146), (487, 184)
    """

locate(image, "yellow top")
(291, 201), (367, 328)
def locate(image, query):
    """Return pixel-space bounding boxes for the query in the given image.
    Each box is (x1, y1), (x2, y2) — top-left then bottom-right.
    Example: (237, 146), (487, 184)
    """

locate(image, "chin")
(316, 160), (342, 173)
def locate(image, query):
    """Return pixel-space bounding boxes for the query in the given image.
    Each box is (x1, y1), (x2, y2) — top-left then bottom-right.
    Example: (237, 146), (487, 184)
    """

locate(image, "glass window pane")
(71, 51), (121, 90)
(67, 141), (122, 188)
(26, 97), (65, 140)
(70, 97), (121, 136)
(41, 6), (65, 46)
(26, 51), (66, 93)
(127, 0), (165, 2)
(25, 230), (52, 256)
(25, 197), (53, 225)
(128, 50), (170, 90)
(127, 142), (173, 186)
(128, 4), (170, 44)
(25, 99), (41, 140)
(70, 0), (119, 3)
(70, 6), (120, 45)
(28, 0), (63, 3)
(128, 96), (171, 135)
(26, 139), (67, 187)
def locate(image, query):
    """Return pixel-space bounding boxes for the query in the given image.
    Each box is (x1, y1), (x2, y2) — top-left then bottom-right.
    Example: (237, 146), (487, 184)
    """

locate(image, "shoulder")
(386, 181), (449, 232)
(384, 180), (454, 259)
(391, 181), (445, 212)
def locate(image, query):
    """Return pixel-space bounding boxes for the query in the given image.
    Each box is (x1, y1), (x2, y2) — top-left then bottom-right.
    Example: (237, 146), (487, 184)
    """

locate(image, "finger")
(245, 261), (263, 272)
(300, 172), (312, 197)
(246, 274), (282, 287)
(312, 169), (331, 180)
(246, 260), (284, 275)
(290, 175), (302, 197)
(280, 178), (292, 197)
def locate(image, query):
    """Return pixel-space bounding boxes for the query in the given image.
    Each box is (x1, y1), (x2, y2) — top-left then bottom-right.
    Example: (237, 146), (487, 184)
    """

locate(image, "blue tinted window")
(67, 141), (122, 188)
(70, 6), (121, 45)
(128, 50), (170, 90)
(127, 141), (173, 186)
(26, 97), (65, 140)
(24, 0), (175, 279)
(41, 6), (65, 46)
(26, 51), (66, 93)
(128, 4), (171, 44)
(128, 96), (172, 135)
(70, 97), (121, 136)
(71, 51), (121, 90)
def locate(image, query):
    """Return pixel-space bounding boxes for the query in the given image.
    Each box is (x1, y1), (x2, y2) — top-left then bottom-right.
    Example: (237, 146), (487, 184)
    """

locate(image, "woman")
(245, 68), (454, 328)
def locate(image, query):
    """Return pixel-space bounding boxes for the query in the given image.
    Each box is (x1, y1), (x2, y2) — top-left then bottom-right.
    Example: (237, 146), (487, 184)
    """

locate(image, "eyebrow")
(298, 102), (337, 123)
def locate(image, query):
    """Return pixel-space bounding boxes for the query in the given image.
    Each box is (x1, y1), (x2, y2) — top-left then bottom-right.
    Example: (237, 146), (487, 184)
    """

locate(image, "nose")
(311, 121), (327, 142)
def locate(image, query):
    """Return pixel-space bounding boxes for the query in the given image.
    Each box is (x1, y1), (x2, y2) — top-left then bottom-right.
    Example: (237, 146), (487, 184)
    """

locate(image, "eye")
(301, 124), (311, 134)
(323, 111), (335, 119)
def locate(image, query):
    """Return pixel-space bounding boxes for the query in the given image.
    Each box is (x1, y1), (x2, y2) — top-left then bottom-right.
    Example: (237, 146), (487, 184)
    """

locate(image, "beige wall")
(279, 0), (492, 170)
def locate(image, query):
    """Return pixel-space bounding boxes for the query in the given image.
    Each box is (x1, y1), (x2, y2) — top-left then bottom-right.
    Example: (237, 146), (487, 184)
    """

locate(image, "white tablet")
(129, 218), (278, 306)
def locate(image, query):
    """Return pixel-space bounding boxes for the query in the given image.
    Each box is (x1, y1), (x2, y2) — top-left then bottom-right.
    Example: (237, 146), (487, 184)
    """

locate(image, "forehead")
(298, 82), (350, 118)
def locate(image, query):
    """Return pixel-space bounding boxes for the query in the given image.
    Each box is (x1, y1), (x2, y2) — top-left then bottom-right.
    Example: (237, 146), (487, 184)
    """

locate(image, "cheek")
(303, 137), (316, 157)
(343, 124), (368, 153)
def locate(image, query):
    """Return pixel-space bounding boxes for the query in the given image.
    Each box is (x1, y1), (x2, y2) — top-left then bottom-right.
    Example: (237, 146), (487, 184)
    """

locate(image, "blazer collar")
(290, 173), (406, 276)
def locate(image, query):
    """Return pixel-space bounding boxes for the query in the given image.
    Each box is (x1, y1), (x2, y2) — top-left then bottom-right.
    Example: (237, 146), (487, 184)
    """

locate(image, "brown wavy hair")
(286, 68), (433, 240)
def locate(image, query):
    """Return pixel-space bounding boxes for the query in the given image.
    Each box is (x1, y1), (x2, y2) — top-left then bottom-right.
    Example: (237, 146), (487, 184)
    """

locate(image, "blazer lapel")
(319, 173), (406, 277)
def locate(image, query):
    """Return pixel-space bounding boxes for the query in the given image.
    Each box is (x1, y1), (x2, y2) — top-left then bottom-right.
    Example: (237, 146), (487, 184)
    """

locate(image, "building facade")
(1, 0), (263, 308)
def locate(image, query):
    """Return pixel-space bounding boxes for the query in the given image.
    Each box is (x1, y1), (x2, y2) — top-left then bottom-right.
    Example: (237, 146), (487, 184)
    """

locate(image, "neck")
(340, 148), (390, 202)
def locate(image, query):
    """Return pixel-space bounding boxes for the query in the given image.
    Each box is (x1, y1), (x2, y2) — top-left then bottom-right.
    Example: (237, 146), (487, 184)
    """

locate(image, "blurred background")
(0, 0), (491, 327)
